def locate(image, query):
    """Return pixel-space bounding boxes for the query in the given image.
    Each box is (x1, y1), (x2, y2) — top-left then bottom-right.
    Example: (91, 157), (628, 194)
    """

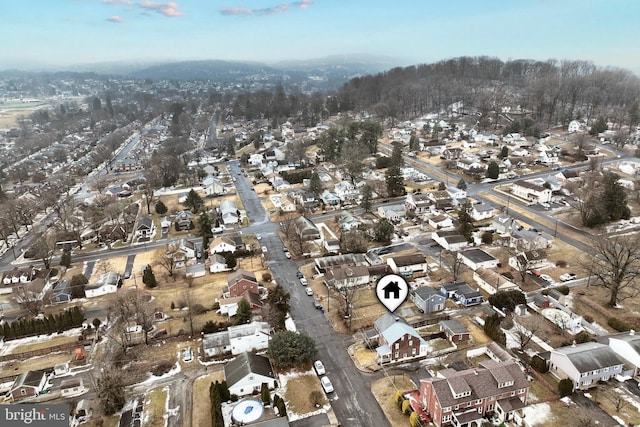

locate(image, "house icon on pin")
(382, 281), (401, 299)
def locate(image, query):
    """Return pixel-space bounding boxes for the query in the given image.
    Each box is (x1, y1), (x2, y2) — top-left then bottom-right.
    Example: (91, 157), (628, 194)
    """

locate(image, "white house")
(228, 321), (271, 355)
(377, 204), (406, 222)
(60, 378), (85, 398)
(473, 268), (518, 295)
(219, 200), (239, 225)
(387, 254), (428, 275)
(209, 254), (229, 273)
(432, 230), (469, 251)
(427, 213), (453, 229)
(568, 120), (586, 133)
(547, 342), (624, 391)
(458, 248), (499, 271)
(209, 236), (236, 254)
(334, 181), (359, 201)
(203, 176), (225, 196)
(224, 352), (276, 396)
(85, 271), (120, 298)
(511, 180), (552, 204)
(471, 203), (495, 221)
(601, 330), (640, 377)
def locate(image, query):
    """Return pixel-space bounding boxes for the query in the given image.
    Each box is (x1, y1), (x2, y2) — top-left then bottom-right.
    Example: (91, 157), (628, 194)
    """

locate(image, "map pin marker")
(376, 274), (409, 313)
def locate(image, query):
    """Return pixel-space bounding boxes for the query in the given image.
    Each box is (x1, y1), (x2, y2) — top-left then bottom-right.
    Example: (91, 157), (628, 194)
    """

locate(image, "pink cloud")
(138, 1), (183, 17)
(220, 0), (313, 16)
(106, 15), (125, 23)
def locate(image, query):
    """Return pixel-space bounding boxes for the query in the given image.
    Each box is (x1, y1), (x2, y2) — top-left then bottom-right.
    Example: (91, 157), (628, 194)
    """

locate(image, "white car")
(305, 287), (313, 296)
(299, 277), (308, 286)
(559, 273), (576, 282)
(314, 360), (326, 376)
(183, 347), (193, 363)
(284, 251), (291, 259)
(540, 274), (553, 283)
(261, 246), (268, 253)
(320, 376), (334, 393)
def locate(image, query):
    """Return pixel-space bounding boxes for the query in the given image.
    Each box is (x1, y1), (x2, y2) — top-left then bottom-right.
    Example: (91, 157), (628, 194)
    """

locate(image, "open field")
(142, 386), (168, 427)
(282, 371), (329, 416)
(0, 352), (72, 378)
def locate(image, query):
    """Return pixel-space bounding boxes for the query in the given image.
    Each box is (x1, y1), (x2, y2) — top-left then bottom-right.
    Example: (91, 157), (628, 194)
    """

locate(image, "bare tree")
(604, 389), (629, 413)
(183, 290), (196, 337)
(155, 246), (177, 280)
(13, 285), (52, 316)
(442, 250), (464, 281)
(511, 314), (545, 352)
(580, 235), (640, 307)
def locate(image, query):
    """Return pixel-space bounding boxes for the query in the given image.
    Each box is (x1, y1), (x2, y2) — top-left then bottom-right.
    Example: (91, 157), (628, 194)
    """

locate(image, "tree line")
(1, 306), (84, 340)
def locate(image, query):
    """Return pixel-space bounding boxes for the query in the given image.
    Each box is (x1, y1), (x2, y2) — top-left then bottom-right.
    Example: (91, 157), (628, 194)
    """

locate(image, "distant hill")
(129, 60), (276, 81)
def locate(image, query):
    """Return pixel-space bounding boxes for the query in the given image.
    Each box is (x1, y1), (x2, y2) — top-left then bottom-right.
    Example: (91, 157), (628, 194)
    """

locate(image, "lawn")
(143, 386), (168, 427)
(371, 374), (417, 427)
(192, 371), (224, 427)
(282, 371), (329, 416)
(8, 333), (80, 354)
(0, 353), (72, 378)
(595, 386), (640, 426)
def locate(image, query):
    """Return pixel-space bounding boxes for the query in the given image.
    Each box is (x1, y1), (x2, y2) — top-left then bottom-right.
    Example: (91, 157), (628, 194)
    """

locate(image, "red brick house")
(224, 269), (259, 298)
(439, 319), (471, 344)
(419, 360), (529, 427)
(373, 313), (428, 364)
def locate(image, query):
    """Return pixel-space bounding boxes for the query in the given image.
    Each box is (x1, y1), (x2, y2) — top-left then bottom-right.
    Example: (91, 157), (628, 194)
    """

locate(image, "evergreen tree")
(264, 284), (291, 330)
(155, 200), (168, 215)
(437, 181), (446, 191)
(456, 178), (467, 191)
(142, 265), (157, 288)
(60, 251), (72, 268)
(385, 164), (405, 197)
(456, 201), (474, 242)
(374, 218), (395, 243)
(487, 161), (500, 179)
(308, 171), (322, 196)
(268, 331), (317, 369)
(500, 145), (509, 158)
(70, 274), (88, 299)
(260, 383), (271, 405)
(184, 189), (204, 213)
(390, 144), (403, 167)
(602, 172), (630, 221)
(235, 298), (252, 325)
(409, 134), (419, 151)
(360, 184), (373, 213)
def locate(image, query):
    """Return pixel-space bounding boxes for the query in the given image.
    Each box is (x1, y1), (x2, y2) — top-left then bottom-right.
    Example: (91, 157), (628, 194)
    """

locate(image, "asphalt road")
(229, 160), (391, 427)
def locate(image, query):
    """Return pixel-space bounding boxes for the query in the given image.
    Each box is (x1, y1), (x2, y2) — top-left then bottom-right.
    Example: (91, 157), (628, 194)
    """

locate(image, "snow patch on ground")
(521, 402), (551, 425)
(138, 361), (181, 385)
(0, 327), (84, 356)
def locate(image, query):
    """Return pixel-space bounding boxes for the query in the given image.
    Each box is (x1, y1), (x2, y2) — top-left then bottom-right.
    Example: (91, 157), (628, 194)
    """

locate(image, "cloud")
(106, 15), (125, 23)
(138, 1), (183, 17)
(102, 0), (132, 4)
(220, 0), (313, 16)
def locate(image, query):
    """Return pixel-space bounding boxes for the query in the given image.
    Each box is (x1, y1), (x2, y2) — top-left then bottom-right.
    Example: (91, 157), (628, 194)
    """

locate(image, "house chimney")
(630, 329), (635, 336)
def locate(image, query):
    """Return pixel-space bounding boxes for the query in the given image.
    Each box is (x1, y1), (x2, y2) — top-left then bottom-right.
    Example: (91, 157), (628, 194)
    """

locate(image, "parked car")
(261, 246), (268, 253)
(284, 250), (291, 259)
(305, 287), (313, 296)
(540, 274), (553, 283)
(320, 376), (334, 393)
(313, 299), (322, 309)
(314, 360), (326, 376)
(560, 273), (577, 282)
(296, 271), (303, 278)
(183, 347), (193, 363)
(300, 277), (308, 286)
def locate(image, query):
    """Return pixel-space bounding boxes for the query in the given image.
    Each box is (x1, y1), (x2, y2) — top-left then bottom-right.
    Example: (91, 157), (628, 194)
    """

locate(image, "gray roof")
(553, 342), (623, 373)
(460, 248), (497, 264)
(390, 253), (426, 267)
(604, 331), (640, 353)
(422, 361), (529, 407)
(224, 352), (274, 386)
(203, 331), (231, 349)
(440, 319), (469, 335)
(414, 286), (440, 300)
(227, 269), (257, 285)
(381, 322), (424, 345)
(12, 370), (46, 390)
(374, 312), (408, 333)
(314, 253), (367, 269)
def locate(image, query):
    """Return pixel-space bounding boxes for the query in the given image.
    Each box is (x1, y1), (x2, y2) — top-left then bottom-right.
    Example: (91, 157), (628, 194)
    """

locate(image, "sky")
(2, 0), (640, 74)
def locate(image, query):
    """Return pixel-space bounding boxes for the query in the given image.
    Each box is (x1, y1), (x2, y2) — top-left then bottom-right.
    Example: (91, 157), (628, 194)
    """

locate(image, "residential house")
(456, 158), (486, 173)
(2, 266), (40, 285)
(471, 203), (495, 222)
(432, 230), (469, 251)
(203, 321), (270, 358)
(473, 268), (519, 295)
(324, 265), (370, 289)
(180, 239), (202, 259)
(135, 215), (156, 238)
(492, 216), (520, 235)
(229, 234), (246, 251)
(568, 120), (586, 133)
(377, 204), (406, 222)
(405, 193), (434, 216)
(334, 181), (358, 201)
(209, 254), (229, 273)
(442, 147), (463, 160)
(600, 330), (640, 377)
(209, 236), (236, 254)
(160, 216), (172, 234)
(427, 213), (453, 229)
(98, 222), (128, 243)
(175, 210), (193, 231)
(324, 238), (340, 253)
(387, 254), (428, 276)
(336, 211), (361, 231)
(224, 269), (259, 298)
(508, 249), (547, 271)
(367, 264), (393, 283)
(60, 378), (85, 398)
(419, 360), (529, 427)
(429, 191), (454, 211)
(439, 281), (483, 307)
(218, 291), (264, 318)
(458, 249), (499, 271)
(294, 216), (321, 241)
(320, 189), (341, 206)
(219, 200), (239, 225)
(510, 229), (552, 251)
(314, 253), (368, 274)
(511, 180), (552, 204)
(439, 319), (470, 344)
(85, 271), (120, 298)
(373, 313), (428, 364)
(224, 352), (276, 396)
(546, 342), (624, 390)
(8, 370), (48, 401)
(51, 280), (72, 303)
(413, 287), (446, 314)
(203, 176), (225, 196)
